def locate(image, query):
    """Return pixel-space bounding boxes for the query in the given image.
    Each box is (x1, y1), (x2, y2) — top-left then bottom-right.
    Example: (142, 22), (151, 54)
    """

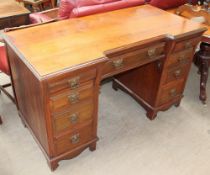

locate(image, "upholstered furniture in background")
(29, 0), (199, 24)
(29, 0), (146, 23)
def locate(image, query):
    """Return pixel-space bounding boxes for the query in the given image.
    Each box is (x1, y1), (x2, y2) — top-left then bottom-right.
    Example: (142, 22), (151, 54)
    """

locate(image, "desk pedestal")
(113, 35), (202, 120)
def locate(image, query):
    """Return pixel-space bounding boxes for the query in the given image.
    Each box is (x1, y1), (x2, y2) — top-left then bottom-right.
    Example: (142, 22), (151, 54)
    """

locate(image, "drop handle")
(68, 77), (80, 89)
(112, 58), (124, 69)
(68, 93), (79, 104)
(148, 48), (156, 58)
(174, 69), (182, 78)
(69, 113), (78, 124)
(170, 88), (177, 97)
(70, 133), (80, 144)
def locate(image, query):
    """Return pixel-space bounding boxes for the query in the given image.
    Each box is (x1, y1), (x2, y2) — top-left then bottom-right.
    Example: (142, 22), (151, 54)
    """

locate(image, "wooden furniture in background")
(22, 0), (53, 12)
(51, 0), (57, 7)
(3, 5), (206, 170)
(175, 3), (210, 104)
(0, 1), (30, 30)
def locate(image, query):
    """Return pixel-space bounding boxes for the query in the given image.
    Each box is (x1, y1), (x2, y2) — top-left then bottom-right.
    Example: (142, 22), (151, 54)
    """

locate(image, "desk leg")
(0, 116), (2, 125)
(194, 42), (210, 104)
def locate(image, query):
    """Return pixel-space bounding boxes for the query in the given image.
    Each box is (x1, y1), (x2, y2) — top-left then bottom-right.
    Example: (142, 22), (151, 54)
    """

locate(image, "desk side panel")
(7, 45), (50, 156)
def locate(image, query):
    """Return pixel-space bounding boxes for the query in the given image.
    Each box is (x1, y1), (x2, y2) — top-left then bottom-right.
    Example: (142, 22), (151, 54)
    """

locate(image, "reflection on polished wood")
(3, 5), (206, 171)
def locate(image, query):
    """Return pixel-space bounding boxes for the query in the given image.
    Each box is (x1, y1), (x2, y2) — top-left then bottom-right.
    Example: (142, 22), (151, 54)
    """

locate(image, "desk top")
(0, 1), (30, 18)
(4, 5), (205, 77)
(167, 7), (210, 39)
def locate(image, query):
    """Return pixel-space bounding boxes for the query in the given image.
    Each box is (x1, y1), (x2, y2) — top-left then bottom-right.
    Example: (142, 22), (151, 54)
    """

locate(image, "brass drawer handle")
(185, 41), (192, 49)
(178, 56), (189, 64)
(112, 58), (124, 69)
(170, 88), (177, 97)
(148, 48), (156, 58)
(68, 93), (79, 104)
(68, 77), (80, 89)
(174, 69), (182, 78)
(70, 133), (80, 144)
(69, 113), (78, 124)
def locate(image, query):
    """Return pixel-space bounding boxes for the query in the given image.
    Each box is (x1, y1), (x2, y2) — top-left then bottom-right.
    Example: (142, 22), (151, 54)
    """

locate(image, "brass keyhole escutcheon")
(174, 69), (182, 78)
(170, 88), (177, 97)
(112, 58), (124, 69)
(148, 48), (156, 58)
(69, 113), (78, 124)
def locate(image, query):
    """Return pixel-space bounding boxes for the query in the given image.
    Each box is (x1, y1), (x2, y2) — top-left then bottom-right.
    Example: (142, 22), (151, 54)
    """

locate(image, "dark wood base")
(112, 79), (183, 120)
(47, 140), (97, 171)
(194, 42), (210, 104)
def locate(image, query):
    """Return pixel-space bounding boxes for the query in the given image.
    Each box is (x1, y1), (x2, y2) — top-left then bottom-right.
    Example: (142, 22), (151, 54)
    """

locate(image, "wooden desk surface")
(4, 5), (205, 77)
(0, 1), (30, 18)
(167, 8), (210, 37)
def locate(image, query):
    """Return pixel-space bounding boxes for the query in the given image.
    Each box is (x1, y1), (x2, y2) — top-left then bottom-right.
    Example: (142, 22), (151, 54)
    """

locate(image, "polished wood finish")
(0, 1), (30, 30)
(102, 41), (166, 78)
(170, 4), (210, 104)
(194, 42), (210, 103)
(113, 34), (202, 119)
(5, 5), (206, 76)
(3, 5), (206, 171)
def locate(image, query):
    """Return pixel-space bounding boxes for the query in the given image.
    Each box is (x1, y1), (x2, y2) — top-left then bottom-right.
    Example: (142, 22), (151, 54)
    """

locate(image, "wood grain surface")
(0, 1), (29, 18)
(4, 5), (206, 77)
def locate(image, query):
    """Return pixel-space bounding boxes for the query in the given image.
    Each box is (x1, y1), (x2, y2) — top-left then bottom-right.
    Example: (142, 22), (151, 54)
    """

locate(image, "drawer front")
(50, 81), (94, 112)
(102, 43), (165, 77)
(53, 101), (94, 134)
(164, 64), (189, 84)
(157, 80), (184, 106)
(48, 69), (96, 94)
(55, 123), (93, 155)
(0, 18), (11, 30)
(11, 15), (28, 27)
(167, 49), (193, 68)
(173, 37), (200, 53)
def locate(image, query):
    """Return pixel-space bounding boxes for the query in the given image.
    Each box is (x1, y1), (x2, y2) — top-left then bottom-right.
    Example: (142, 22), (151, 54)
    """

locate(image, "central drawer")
(102, 42), (165, 78)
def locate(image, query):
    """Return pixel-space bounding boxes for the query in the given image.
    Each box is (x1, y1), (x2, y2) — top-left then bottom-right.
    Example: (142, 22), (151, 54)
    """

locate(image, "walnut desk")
(3, 5), (206, 171)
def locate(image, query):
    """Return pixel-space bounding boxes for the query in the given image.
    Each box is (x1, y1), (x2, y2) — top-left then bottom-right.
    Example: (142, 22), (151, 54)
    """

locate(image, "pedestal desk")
(3, 5), (206, 171)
